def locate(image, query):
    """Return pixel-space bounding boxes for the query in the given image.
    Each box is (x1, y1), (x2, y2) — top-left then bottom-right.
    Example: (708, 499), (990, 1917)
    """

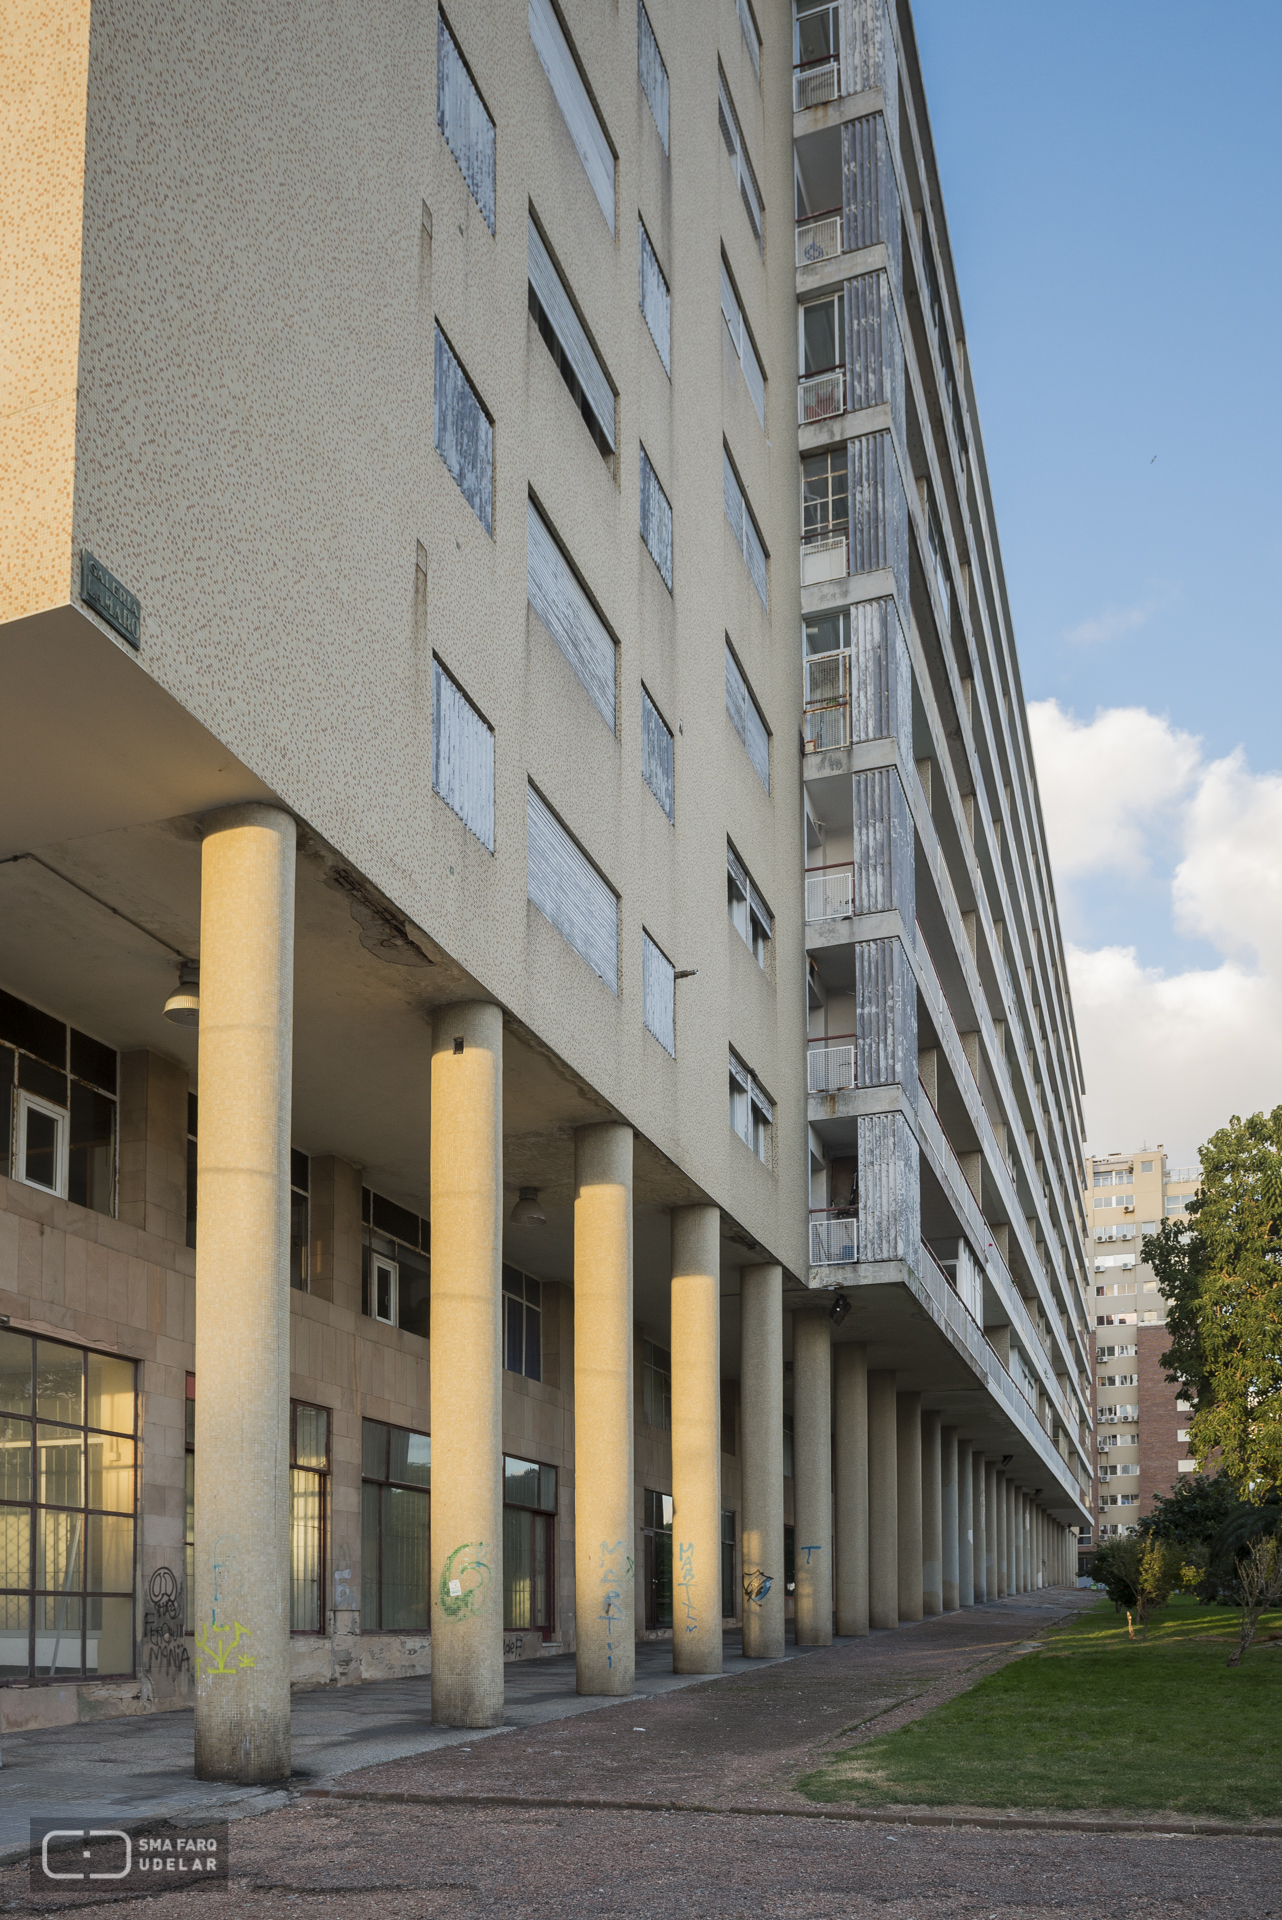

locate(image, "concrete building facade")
(2, 0), (1088, 1773)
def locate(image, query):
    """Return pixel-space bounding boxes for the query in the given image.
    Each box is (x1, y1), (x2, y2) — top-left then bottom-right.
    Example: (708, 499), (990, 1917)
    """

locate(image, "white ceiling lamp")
(510, 1186), (546, 1226)
(163, 959), (200, 1026)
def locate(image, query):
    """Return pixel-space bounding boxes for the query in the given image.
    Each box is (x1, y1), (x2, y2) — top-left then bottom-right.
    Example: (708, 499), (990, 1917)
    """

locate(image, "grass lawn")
(798, 1596), (1282, 1820)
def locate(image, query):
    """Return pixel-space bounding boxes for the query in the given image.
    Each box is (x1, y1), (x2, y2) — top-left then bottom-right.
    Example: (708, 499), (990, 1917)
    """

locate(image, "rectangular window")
(721, 1509), (736, 1618)
(638, 220), (671, 374)
(437, 14), (495, 232)
(360, 1191), (430, 1338)
(0, 992), (117, 1216)
(528, 217), (616, 454)
(503, 1455), (557, 1635)
(642, 932), (675, 1056)
(637, 1), (669, 153)
(802, 447), (849, 539)
(361, 1417), (431, 1632)
(529, 0), (615, 233)
(0, 1330), (136, 1680)
(642, 1340), (671, 1431)
(736, 0), (761, 79)
(783, 1413), (794, 1479)
(290, 1402), (329, 1632)
(432, 658), (496, 850)
(643, 1488), (673, 1629)
(729, 1050), (773, 1164)
(641, 686), (674, 820)
(726, 842), (771, 966)
(289, 1149), (310, 1292)
(502, 1266), (543, 1381)
(639, 445), (673, 590)
(717, 68), (763, 253)
(801, 290), (844, 375)
(725, 642), (770, 791)
(185, 1093), (197, 1250)
(723, 449), (768, 608)
(434, 325), (493, 533)
(527, 786), (619, 993)
(720, 259), (765, 428)
(527, 500), (617, 728)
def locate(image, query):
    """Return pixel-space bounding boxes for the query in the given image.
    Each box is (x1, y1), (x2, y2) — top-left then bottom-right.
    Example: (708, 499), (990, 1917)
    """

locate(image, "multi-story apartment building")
(1085, 1147), (1200, 1545)
(2, 0), (1088, 1779)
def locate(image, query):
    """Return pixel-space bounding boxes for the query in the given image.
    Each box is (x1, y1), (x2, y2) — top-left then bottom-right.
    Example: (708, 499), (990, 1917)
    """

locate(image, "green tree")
(1093, 1536), (1185, 1626)
(1143, 1108), (1282, 1497)
(1136, 1472), (1241, 1552)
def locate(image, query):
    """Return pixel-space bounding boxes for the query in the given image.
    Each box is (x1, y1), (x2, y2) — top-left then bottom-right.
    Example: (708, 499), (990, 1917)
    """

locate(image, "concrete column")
(574, 1123), (636, 1695)
(1004, 1479), (1016, 1597)
(868, 1371), (898, 1628)
(983, 1460), (998, 1601)
(921, 1410), (942, 1616)
(1037, 1508), (1046, 1587)
(957, 1440), (974, 1607)
(740, 1265), (784, 1658)
(994, 1469), (1007, 1597)
(1019, 1492), (1030, 1591)
(940, 1427), (959, 1610)
(971, 1450), (986, 1602)
(896, 1392), (923, 1624)
(793, 1309), (833, 1646)
(193, 804), (295, 1784)
(428, 1001), (505, 1729)
(670, 1206), (722, 1674)
(834, 1343), (869, 1636)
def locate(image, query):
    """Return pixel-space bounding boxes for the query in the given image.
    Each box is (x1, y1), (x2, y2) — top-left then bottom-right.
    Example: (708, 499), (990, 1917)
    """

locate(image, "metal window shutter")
(724, 644), (748, 745)
(437, 19), (495, 233)
(639, 447), (673, 589)
(527, 786), (618, 993)
(637, 1), (669, 154)
(527, 501), (616, 728)
(642, 932), (675, 1055)
(432, 660), (495, 850)
(528, 221), (615, 449)
(638, 222), (671, 374)
(641, 687), (674, 820)
(529, 0), (615, 233)
(434, 328), (493, 533)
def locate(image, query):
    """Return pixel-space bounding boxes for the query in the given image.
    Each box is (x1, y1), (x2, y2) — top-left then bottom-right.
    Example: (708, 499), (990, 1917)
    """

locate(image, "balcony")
(811, 1207), (858, 1266)
(807, 1034), (856, 1094)
(805, 863), (853, 923)
(802, 647), (849, 752)
(798, 365), (845, 425)
(800, 532), (847, 585)
(794, 56), (840, 112)
(796, 207), (843, 268)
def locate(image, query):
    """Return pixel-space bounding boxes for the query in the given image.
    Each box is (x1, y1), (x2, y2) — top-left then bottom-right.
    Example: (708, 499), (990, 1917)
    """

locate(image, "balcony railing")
(800, 531), (848, 585)
(796, 208), (843, 268)
(802, 648), (850, 752)
(807, 1038), (856, 1094)
(811, 1209), (858, 1266)
(805, 863), (853, 922)
(794, 56), (840, 111)
(798, 365), (845, 425)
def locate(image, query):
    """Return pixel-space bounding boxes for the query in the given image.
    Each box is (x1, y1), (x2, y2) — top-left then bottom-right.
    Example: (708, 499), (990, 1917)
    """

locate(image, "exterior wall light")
(163, 959), (200, 1026)
(828, 1291), (851, 1326)
(510, 1187), (546, 1225)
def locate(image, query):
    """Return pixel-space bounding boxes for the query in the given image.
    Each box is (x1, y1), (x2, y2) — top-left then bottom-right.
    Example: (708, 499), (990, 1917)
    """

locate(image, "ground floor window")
(643, 1488), (673, 1629)
(361, 1418), (431, 1630)
(503, 1456), (557, 1635)
(784, 1523), (796, 1598)
(0, 1329), (136, 1681)
(721, 1510), (736, 1618)
(361, 1189), (430, 1337)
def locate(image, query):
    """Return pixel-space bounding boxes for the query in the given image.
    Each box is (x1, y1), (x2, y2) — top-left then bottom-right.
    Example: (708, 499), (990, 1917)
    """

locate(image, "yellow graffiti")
(195, 1619), (256, 1677)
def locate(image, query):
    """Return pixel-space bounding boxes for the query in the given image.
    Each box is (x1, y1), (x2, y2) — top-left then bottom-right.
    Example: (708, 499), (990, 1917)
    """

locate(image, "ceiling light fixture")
(828, 1291), (851, 1326)
(163, 959), (200, 1027)
(510, 1187), (546, 1226)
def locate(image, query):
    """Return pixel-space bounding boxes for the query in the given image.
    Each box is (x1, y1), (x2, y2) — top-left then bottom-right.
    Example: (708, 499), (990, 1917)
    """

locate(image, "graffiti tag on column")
(597, 1539), (632, 1670)
(801, 1544), (823, 1565)
(142, 1566), (191, 1682)
(676, 1541), (698, 1635)
(742, 1566), (773, 1606)
(439, 1543), (492, 1619)
(194, 1619), (255, 1677)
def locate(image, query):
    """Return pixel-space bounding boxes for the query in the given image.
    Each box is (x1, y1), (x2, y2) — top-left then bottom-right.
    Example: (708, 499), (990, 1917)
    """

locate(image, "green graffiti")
(438, 1542), (492, 1619)
(194, 1618), (255, 1677)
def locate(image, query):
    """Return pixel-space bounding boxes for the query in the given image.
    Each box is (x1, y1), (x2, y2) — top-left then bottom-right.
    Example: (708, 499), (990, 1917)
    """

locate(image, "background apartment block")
(2, 0), (1086, 1769)
(1085, 1148), (1199, 1547)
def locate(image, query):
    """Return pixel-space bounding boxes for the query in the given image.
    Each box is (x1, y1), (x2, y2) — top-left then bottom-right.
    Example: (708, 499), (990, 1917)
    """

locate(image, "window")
(720, 259), (765, 428)
(721, 1510), (736, 1618)
(642, 1340), (671, 1430)
(795, 1), (839, 65)
(638, 220), (671, 374)
(290, 1150), (310, 1292)
(804, 608), (849, 656)
(529, 0), (615, 233)
(642, 932), (675, 1056)
(925, 490), (950, 615)
(717, 69), (763, 252)
(527, 501), (617, 728)
(727, 843), (771, 967)
(783, 1413), (794, 1478)
(185, 1093), (197, 1250)
(637, 1), (669, 153)
(735, 0), (762, 82)
(0, 989), (117, 1215)
(643, 1488), (673, 1629)
(503, 1266), (542, 1380)
(801, 291), (844, 375)
(723, 449), (768, 608)
(361, 1189), (430, 1338)
(640, 445), (673, 589)
(528, 218), (616, 455)
(802, 447), (849, 540)
(0, 1330), (136, 1680)
(437, 14), (495, 232)
(432, 658), (496, 849)
(729, 1050), (773, 1164)
(290, 1403), (329, 1632)
(527, 786), (619, 993)
(1141, 1160), (1154, 1173)
(434, 325), (493, 532)
(361, 1418), (431, 1632)
(641, 687), (674, 820)
(725, 642), (770, 791)
(504, 1456), (557, 1635)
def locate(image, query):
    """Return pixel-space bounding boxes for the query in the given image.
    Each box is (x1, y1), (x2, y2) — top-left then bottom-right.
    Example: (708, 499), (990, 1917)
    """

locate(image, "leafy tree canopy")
(1137, 1472), (1242, 1551)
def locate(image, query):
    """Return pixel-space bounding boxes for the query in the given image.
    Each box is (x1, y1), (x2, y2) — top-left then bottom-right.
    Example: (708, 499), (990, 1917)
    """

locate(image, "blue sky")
(908, 1), (1282, 1158)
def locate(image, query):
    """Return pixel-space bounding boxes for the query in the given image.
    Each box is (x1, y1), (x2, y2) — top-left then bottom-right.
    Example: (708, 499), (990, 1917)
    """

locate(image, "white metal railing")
(807, 1043), (855, 1094)
(802, 648), (849, 752)
(802, 699), (850, 752)
(796, 210), (842, 267)
(811, 1210), (858, 1265)
(1166, 1166), (1199, 1185)
(798, 367), (845, 424)
(794, 57), (839, 110)
(805, 866), (853, 922)
(800, 532), (848, 585)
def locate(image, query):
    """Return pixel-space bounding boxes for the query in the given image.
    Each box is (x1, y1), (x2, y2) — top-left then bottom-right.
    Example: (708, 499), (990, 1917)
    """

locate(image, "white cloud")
(1027, 700), (1200, 878)
(1062, 600), (1160, 646)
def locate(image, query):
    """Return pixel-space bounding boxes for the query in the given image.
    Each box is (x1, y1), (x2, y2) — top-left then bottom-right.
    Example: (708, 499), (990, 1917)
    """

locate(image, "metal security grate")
(437, 17), (495, 232)
(431, 659), (495, 850)
(527, 786), (618, 993)
(527, 500), (616, 728)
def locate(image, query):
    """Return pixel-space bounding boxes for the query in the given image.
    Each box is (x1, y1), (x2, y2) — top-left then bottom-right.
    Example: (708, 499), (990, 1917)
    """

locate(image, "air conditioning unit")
(1123, 1205), (1134, 1214)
